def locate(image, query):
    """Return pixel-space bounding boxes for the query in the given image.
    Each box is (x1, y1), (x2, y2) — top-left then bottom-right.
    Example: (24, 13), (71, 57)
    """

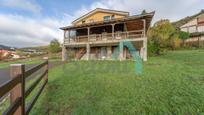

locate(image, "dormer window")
(82, 20), (86, 24)
(104, 16), (110, 22)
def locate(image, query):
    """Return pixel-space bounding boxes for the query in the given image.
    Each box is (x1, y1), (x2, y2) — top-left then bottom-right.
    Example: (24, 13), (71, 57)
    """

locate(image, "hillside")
(0, 44), (16, 51)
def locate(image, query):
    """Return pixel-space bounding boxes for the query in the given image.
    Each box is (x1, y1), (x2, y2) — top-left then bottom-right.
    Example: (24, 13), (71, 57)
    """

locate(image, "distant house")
(174, 10), (204, 43)
(60, 8), (154, 61)
(0, 50), (20, 59)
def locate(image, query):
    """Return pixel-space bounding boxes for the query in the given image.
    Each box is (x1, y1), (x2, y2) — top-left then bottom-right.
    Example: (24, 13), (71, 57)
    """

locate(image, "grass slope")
(31, 50), (204, 114)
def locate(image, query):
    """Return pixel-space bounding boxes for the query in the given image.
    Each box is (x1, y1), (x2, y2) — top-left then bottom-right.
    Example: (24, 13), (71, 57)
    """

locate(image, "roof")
(60, 11), (155, 30)
(173, 10), (204, 29)
(72, 8), (130, 25)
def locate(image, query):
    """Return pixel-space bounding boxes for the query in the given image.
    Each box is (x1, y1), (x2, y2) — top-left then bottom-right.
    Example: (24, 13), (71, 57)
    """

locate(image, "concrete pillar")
(107, 46), (112, 60)
(68, 30), (70, 43)
(143, 38), (147, 61)
(140, 47), (144, 59)
(142, 19), (147, 61)
(119, 42), (124, 61)
(62, 45), (68, 61)
(124, 47), (127, 60)
(86, 43), (90, 60)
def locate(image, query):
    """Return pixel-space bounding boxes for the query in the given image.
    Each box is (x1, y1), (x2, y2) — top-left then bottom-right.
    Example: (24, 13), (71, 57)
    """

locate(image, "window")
(104, 16), (110, 22)
(111, 15), (115, 20)
(82, 20), (86, 24)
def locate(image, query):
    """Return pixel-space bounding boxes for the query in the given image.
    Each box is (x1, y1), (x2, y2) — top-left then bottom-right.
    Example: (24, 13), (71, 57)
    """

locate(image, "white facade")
(180, 14), (204, 33)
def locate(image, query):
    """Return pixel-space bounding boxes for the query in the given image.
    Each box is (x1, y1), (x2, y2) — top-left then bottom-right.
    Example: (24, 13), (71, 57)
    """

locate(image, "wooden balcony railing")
(64, 30), (144, 44)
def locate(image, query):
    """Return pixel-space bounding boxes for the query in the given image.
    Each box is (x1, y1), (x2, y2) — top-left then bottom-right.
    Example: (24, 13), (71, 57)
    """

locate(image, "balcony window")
(104, 16), (110, 22)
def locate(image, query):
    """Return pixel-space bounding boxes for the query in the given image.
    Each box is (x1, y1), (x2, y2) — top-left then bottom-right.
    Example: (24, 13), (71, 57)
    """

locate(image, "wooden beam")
(10, 64), (25, 115)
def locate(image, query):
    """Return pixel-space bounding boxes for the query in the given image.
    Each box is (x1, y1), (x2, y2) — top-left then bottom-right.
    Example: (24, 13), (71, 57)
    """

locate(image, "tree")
(179, 31), (190, 46)
(147, 19), (180, 55)
(49, 39), (61, 53)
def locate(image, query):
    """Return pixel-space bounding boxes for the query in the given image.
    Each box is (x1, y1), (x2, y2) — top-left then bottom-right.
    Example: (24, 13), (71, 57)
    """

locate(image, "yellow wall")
(74, 12), (126, 25)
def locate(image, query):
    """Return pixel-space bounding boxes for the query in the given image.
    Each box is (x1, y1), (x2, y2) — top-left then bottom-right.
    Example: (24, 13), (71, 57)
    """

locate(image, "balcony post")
(87, 27), (90, 42)
(63, 30), (66, 43)
(68, 30), (70, 43)
(111, 24), (115, 40)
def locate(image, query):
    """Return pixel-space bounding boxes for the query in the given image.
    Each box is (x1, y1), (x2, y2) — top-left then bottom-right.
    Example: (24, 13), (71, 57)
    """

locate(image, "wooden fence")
(0, 60), (48, 115)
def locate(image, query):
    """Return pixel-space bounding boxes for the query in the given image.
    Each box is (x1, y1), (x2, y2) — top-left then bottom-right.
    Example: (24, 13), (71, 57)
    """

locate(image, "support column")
(86, 43), (90, 60)
(124, 47), (127, 60)
(111, 24), (115, 40)
(107, 46), (112, 60)
(119, 42), (124, 61)
(142, 19), (147, 61)
(62, 45), (68, 61)
(87, 27), (90, 42)
(68, 30), (70, 43)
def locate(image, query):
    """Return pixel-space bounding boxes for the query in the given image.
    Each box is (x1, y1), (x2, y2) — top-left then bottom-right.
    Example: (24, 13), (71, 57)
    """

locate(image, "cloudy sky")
(0, 0), (203, 47)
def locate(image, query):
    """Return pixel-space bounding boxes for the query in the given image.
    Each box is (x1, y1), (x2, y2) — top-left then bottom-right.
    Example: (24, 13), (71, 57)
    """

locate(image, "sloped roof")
(173, 10), (204, 29)
(72, 8), (129, 25)
(60, 11), (155, 30)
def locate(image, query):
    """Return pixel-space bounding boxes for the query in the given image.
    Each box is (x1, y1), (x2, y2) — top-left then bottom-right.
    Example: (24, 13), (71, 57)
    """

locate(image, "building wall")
(180, 13), (204, 33)
(74, 12), (126, 26)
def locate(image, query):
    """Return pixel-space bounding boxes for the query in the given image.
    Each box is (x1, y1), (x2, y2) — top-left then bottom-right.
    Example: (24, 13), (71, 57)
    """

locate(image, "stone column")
(86, 43), (90, 60)
(62, 45), (68, 61)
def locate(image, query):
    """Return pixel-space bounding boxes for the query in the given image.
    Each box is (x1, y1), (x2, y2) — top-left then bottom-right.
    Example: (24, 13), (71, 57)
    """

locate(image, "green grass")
(20, 50), (204, 114)
(0, 58), (60, 69)
(0, 59), (43, 69)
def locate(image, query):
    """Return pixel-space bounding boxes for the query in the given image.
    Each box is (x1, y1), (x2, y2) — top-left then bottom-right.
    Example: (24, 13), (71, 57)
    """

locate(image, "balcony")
(64, 30), (145, 45)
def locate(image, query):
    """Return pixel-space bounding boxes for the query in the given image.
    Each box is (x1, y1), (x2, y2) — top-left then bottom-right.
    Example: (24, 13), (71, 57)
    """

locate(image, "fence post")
(43, 57), (49, 81)
(10, 64), (25, 115)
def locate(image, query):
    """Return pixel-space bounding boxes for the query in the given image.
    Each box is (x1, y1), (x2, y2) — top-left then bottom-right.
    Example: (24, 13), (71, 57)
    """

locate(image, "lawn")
(0, 58), (60, 69)
(30, 49), (204, 114)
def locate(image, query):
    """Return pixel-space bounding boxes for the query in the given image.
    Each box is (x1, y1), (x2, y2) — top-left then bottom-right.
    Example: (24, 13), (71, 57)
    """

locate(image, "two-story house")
(174, 10), (204, 43)
(60, 8), (154, 61)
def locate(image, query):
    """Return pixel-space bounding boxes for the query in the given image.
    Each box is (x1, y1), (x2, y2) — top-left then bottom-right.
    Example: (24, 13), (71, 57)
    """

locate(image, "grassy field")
(0, 58), (60, 69)
(25, 50), (204, 114)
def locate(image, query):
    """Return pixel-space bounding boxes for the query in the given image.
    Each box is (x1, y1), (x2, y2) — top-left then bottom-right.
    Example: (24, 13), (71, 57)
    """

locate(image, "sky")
(0, 0), (203, 48)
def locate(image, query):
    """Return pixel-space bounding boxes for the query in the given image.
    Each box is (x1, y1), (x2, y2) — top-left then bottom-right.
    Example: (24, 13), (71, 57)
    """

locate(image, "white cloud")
(0, 14), (74, 47)
(1, 0), (42, 14)
(0, 0), (203, 47)
(75, 0), (204, 22)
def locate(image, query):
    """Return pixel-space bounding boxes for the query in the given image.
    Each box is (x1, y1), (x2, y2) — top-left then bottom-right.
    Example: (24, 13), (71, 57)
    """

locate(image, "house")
(174, 10), (204, 43)
(60, 8), (155, 61)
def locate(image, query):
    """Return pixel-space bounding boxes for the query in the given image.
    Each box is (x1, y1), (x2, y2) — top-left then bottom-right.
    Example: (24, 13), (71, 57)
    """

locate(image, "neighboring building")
(0, 50), (20, 59)
(60, 8), (155, 61)
(174, 10), (204, 42)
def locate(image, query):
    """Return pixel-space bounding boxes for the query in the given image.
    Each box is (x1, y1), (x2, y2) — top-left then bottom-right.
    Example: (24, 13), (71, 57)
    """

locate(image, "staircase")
(76, 48), (86, 60)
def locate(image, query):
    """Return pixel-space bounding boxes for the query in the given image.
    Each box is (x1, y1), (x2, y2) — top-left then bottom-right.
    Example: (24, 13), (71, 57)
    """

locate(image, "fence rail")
(0, 60), (48, 115)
